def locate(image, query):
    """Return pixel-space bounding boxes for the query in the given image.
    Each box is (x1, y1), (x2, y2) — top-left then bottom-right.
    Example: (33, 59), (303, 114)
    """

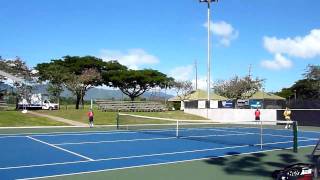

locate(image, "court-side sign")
(198, 101), (206, 109)
(210, 100), (218, 109)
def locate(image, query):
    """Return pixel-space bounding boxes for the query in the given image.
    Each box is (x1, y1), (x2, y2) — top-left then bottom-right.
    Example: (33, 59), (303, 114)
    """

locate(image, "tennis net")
(116, 113), (298, 151)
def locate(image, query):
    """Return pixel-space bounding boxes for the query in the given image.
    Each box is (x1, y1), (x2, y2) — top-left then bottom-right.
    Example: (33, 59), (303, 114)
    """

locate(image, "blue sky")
(1, 0), (319, 92)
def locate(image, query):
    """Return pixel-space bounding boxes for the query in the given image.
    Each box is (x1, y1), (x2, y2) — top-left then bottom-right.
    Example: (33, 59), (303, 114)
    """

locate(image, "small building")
(168, 89), (228, 110)
(248, 91), (285, 109)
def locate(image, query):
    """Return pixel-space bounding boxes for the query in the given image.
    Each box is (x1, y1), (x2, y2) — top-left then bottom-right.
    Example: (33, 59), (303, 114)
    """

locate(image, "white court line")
(256, 138), (318, 146)
(0, 135), (27, 139)
(0, 121), (319, 137)
(0, 127), (185, 138)
(260, 133), (313, 140)
(54, 137), (177, 145)
(234, 126), (320, 134)
(298, 129), (320, 134)
(4, 137), (317, 171)
(15, 127), (238, 137)
(0, 159), (92, 170)
(0, 124), (317, 139)
(197, 126), (319, 140)
(17, 144), (317, 180)
(0, 124), (216, 137)
(0, 123), (286, 137)
(94, 145), (250, 161)
(0, 130), (138, 138)
(53, 133), (255, 146)
(53, 132), (314, 146)
(31, 131), (139, 137)
(1, 126), (313, 148)
(0, 127), (283, 139)
(0, 126), (317, 147)
(52, 130), (314, 146)
(26, 136), (94, 161)
(183, 126), (291, 136)
(1, 144), (249, 171)
(0, 126), (250, 139)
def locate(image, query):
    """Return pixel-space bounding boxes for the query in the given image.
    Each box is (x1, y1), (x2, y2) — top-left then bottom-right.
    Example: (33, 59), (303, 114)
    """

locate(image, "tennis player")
(283, 107), (291, 129)
(255, 108), (261, 121)
(254, 108), (261, 123)
(88, 108), (94, 128)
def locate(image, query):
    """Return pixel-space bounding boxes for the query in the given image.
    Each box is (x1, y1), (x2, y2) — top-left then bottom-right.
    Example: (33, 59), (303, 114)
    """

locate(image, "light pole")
(194, 59), (198, 90)
(262, 88), (265, 109)
(199, 0), (218, 104)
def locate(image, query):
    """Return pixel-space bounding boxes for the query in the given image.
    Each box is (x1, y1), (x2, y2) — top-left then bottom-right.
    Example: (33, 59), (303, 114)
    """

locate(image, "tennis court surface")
(0, 114), (319, 180)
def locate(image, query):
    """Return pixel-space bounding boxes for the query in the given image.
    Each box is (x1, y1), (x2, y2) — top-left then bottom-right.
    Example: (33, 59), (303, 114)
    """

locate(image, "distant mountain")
(83, 88), (124, 100)
(24, 84), (174, 100)
(84, 88), (174, 100)
(0, 83), (174, 100)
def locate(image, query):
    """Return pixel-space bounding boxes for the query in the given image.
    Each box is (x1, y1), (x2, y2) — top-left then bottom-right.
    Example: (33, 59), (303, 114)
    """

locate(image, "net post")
(116, 113), (119, 130)
(293, 121), (298, 153)
(176, 120), (179, 137)
(260, 120), (263, 149)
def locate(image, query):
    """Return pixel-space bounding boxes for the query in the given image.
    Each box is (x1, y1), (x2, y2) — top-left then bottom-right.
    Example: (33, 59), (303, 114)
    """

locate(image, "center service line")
(26, 136), (94, 161)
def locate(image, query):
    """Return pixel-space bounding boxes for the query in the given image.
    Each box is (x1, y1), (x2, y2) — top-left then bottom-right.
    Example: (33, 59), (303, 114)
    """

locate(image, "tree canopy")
(276, 64), (320, 100)
(172, 80), (194, 100)
(0, 57), (34, 109)
(103, 69), (173, 101)
(304, 64), (320, 81)
(4, 54), (174, 107)
(36, 56), (125, 109)
(213, 75), (265, 99)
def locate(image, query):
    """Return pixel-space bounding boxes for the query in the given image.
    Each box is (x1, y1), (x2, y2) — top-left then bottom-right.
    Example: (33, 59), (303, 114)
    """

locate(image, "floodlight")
(199, 0), (218, 2)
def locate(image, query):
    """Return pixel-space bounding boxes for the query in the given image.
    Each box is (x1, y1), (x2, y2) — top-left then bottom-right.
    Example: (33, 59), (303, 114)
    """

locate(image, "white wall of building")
(184, 108), (277, 124)
(180, 101), (185, 110)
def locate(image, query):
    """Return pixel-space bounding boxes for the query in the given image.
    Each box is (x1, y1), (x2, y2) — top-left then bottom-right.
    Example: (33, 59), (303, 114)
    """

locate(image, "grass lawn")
(37, 105), (206, 125)
(0, 110), (67, 127)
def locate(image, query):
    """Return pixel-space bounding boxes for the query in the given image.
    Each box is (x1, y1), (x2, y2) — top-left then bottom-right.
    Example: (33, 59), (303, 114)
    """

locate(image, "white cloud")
(31, 69), (38, 74)
(169, 65), (194, 81)
(169, 64), (212, 90)
(261, 53), (293, 70)
(99, 49), (159, 70)
(204, 21), (239, 46)
(264, 29), (320, 59)
(191, 76), (208, 90)
(166, 75), (208, 96)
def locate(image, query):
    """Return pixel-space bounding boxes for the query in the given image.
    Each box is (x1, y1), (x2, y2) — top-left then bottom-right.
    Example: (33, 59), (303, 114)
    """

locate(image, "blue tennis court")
(0, 125), (319, 180)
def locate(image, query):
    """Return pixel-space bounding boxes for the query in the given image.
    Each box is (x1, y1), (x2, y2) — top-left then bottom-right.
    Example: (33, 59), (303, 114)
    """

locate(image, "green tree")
(213, 75), (265, 100)
(0, 57), (34, 109)
(274, 88), (293, 99)
(276, 64), (320, 100)
(291, 79), (319, 99)
(36, 63), (68, 108)
(104, 69), (172, 101)
(173, 80), (194, 101)
(36, 56), (122, 109)
(304, 64), (320, 81)
(64, 68), (101, 109)
(304, 64), (320, 98)
(47, 83), (64, 107)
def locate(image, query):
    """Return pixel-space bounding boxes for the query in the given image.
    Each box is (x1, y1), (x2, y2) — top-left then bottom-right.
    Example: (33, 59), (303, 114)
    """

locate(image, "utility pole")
(195, 60), (198, 90)
(248, 64), (252, 80)
(199, 0), (218, 102)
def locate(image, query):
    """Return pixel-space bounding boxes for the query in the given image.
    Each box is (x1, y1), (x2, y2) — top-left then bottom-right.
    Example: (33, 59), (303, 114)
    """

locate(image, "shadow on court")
(204, 150), (313, 179)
